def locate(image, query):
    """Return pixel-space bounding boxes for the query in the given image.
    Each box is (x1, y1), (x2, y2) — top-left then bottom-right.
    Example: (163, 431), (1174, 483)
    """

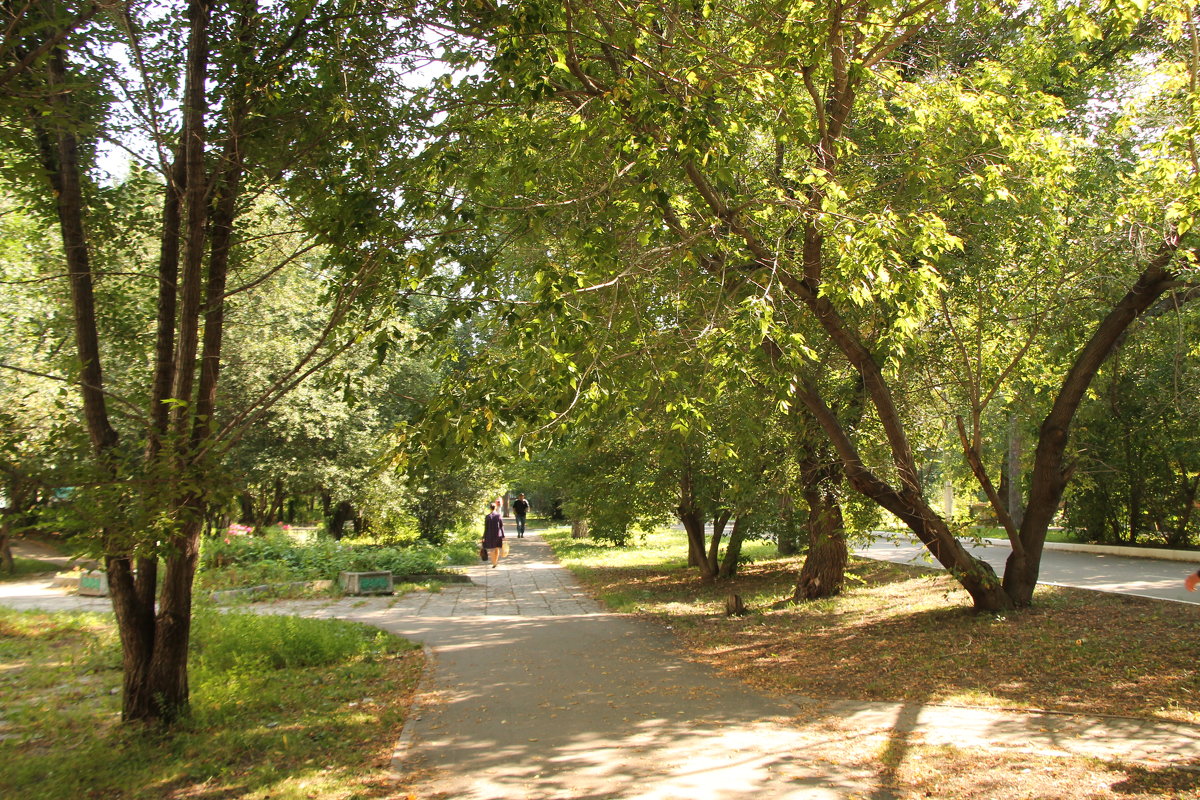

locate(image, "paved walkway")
(5, 533), (1200, 797)
(855, 533), (1200, 605)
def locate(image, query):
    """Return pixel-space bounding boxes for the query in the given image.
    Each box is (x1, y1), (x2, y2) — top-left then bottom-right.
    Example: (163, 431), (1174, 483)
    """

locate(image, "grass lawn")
(545, 526), (1200, 798)
(0, 606), (424, 800)
(0, 557), (62, 582)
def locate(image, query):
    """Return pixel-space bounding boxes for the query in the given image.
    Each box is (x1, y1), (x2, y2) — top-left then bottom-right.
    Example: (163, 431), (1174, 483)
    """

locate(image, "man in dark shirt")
(512, 493), (530, 538)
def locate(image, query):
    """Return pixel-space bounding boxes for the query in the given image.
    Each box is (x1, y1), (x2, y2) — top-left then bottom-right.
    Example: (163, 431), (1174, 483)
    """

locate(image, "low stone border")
(401, 572), (472, 584)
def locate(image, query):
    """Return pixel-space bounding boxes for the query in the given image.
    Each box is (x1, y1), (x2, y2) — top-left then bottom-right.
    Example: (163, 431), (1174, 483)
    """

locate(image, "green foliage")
(405, 459), (501, 545)
(190, 610), (405, 672)
(1064, 312), (1200, 546)
(197, 531), (472, 590)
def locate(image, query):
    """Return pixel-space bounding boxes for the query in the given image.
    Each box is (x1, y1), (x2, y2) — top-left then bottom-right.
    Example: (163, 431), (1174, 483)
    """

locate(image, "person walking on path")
(482, 500), (505, 567)
(512, 493), (529, 538)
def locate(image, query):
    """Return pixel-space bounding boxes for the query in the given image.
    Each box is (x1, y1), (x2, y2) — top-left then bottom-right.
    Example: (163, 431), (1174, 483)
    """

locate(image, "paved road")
(855, 534), (1200, 605)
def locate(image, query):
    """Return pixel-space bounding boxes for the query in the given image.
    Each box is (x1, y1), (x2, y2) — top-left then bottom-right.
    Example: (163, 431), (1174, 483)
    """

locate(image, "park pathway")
(269, 534), (883, 799)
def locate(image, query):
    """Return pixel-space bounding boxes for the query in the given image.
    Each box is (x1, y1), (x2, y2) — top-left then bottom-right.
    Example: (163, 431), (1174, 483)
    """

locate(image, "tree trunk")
(794, 377), (1012, 611)
(677, 469), (717, 580)
(0, 522), (12, 574)
(0, 478), (34, 574)
(145, 520), (201, 721)
(1171, 474), (1200, 547)
(794, 487), (847, 600)
(707, 509), (731, 573)
(238, 493), (255, 525)
(1006, 413), (1024, 529)
(34, 46), (119, 457)
(718, 514), (749, 579)
(328, 501), (354, 540)
(269, 479), (284, 524)
(1006, 250), (1181, 605)
(679, 508), (715, 580)
(570, 518), (589, 538)
(998, 449), (1011, 525)
(775, 492), (801, 556)
(106, 556), (156, 720)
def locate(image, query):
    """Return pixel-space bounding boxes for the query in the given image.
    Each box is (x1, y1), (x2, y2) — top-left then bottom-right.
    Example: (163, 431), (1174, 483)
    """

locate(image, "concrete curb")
(388, 643), (437, 781)
(1035, 539), (1200, 563)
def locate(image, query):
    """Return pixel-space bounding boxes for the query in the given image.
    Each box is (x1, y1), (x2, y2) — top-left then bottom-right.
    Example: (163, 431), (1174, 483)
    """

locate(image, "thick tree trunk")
(679, 508), (715, 580)
(107, 557), (156, 720)
(328, 501), (354, 540)
(795, 378), (1012, 611)
(34, 47), (119, 457)
(570, 518), (589, 538)
(269, 480), (284, 524)
(146, 143), (185, 462)
(1170, 474), (1200, 547)
(0, 478), (34, 574)
(677, 470), (717, 580)
(238, 493), (255, 525)
(775, 492), (801, 556)
(145, 520), (201, 721)
(794, 487), (847, 600)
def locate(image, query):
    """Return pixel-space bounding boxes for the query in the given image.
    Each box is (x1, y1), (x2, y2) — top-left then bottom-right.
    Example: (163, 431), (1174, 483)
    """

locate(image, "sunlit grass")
(0, 556), (61, 582)
(0, 607), (423, 799)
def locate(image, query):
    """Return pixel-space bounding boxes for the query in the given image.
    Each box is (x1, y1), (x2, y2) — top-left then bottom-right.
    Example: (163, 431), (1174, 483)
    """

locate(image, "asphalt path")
(854, 534), (1200, 605)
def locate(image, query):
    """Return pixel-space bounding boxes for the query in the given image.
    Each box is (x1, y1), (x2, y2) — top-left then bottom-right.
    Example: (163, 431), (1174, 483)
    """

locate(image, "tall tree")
(1, 1), (429, 722)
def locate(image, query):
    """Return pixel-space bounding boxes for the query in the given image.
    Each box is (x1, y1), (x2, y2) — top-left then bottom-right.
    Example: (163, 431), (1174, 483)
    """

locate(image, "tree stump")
(725, 593), (747, 616)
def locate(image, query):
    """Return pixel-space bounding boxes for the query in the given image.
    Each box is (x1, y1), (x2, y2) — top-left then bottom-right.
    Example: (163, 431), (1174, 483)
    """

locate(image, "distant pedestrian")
(483, 500), (505, 568)
(1186, 569), (1200, 592)
(512, 493), (529, 538)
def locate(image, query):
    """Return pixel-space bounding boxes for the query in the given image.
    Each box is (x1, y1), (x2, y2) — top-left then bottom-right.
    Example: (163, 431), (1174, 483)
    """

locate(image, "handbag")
(501, 540), (510, 557)
(480, 545), (489, 562)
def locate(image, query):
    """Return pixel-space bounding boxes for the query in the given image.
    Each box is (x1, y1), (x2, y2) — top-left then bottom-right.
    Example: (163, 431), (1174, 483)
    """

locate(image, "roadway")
(854, 533), (1200, 605)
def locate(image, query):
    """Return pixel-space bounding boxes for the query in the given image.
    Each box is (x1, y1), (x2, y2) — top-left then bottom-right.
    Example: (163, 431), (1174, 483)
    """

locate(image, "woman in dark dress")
(482, 500), (505, 567)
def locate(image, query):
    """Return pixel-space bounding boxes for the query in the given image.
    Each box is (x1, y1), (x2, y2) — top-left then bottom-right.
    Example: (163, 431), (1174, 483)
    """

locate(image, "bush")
(197, 530), (471, 591)
(191, 609), (402, 672)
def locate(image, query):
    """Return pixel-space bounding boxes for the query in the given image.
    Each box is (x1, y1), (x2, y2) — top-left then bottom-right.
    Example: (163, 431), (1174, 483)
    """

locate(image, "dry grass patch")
(888, 746), (1200, 799)
(548, 530), (1200, 724)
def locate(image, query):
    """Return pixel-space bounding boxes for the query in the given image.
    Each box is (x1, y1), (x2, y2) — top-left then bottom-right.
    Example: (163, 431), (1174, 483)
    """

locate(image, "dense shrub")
(198, 530), (479, 590)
